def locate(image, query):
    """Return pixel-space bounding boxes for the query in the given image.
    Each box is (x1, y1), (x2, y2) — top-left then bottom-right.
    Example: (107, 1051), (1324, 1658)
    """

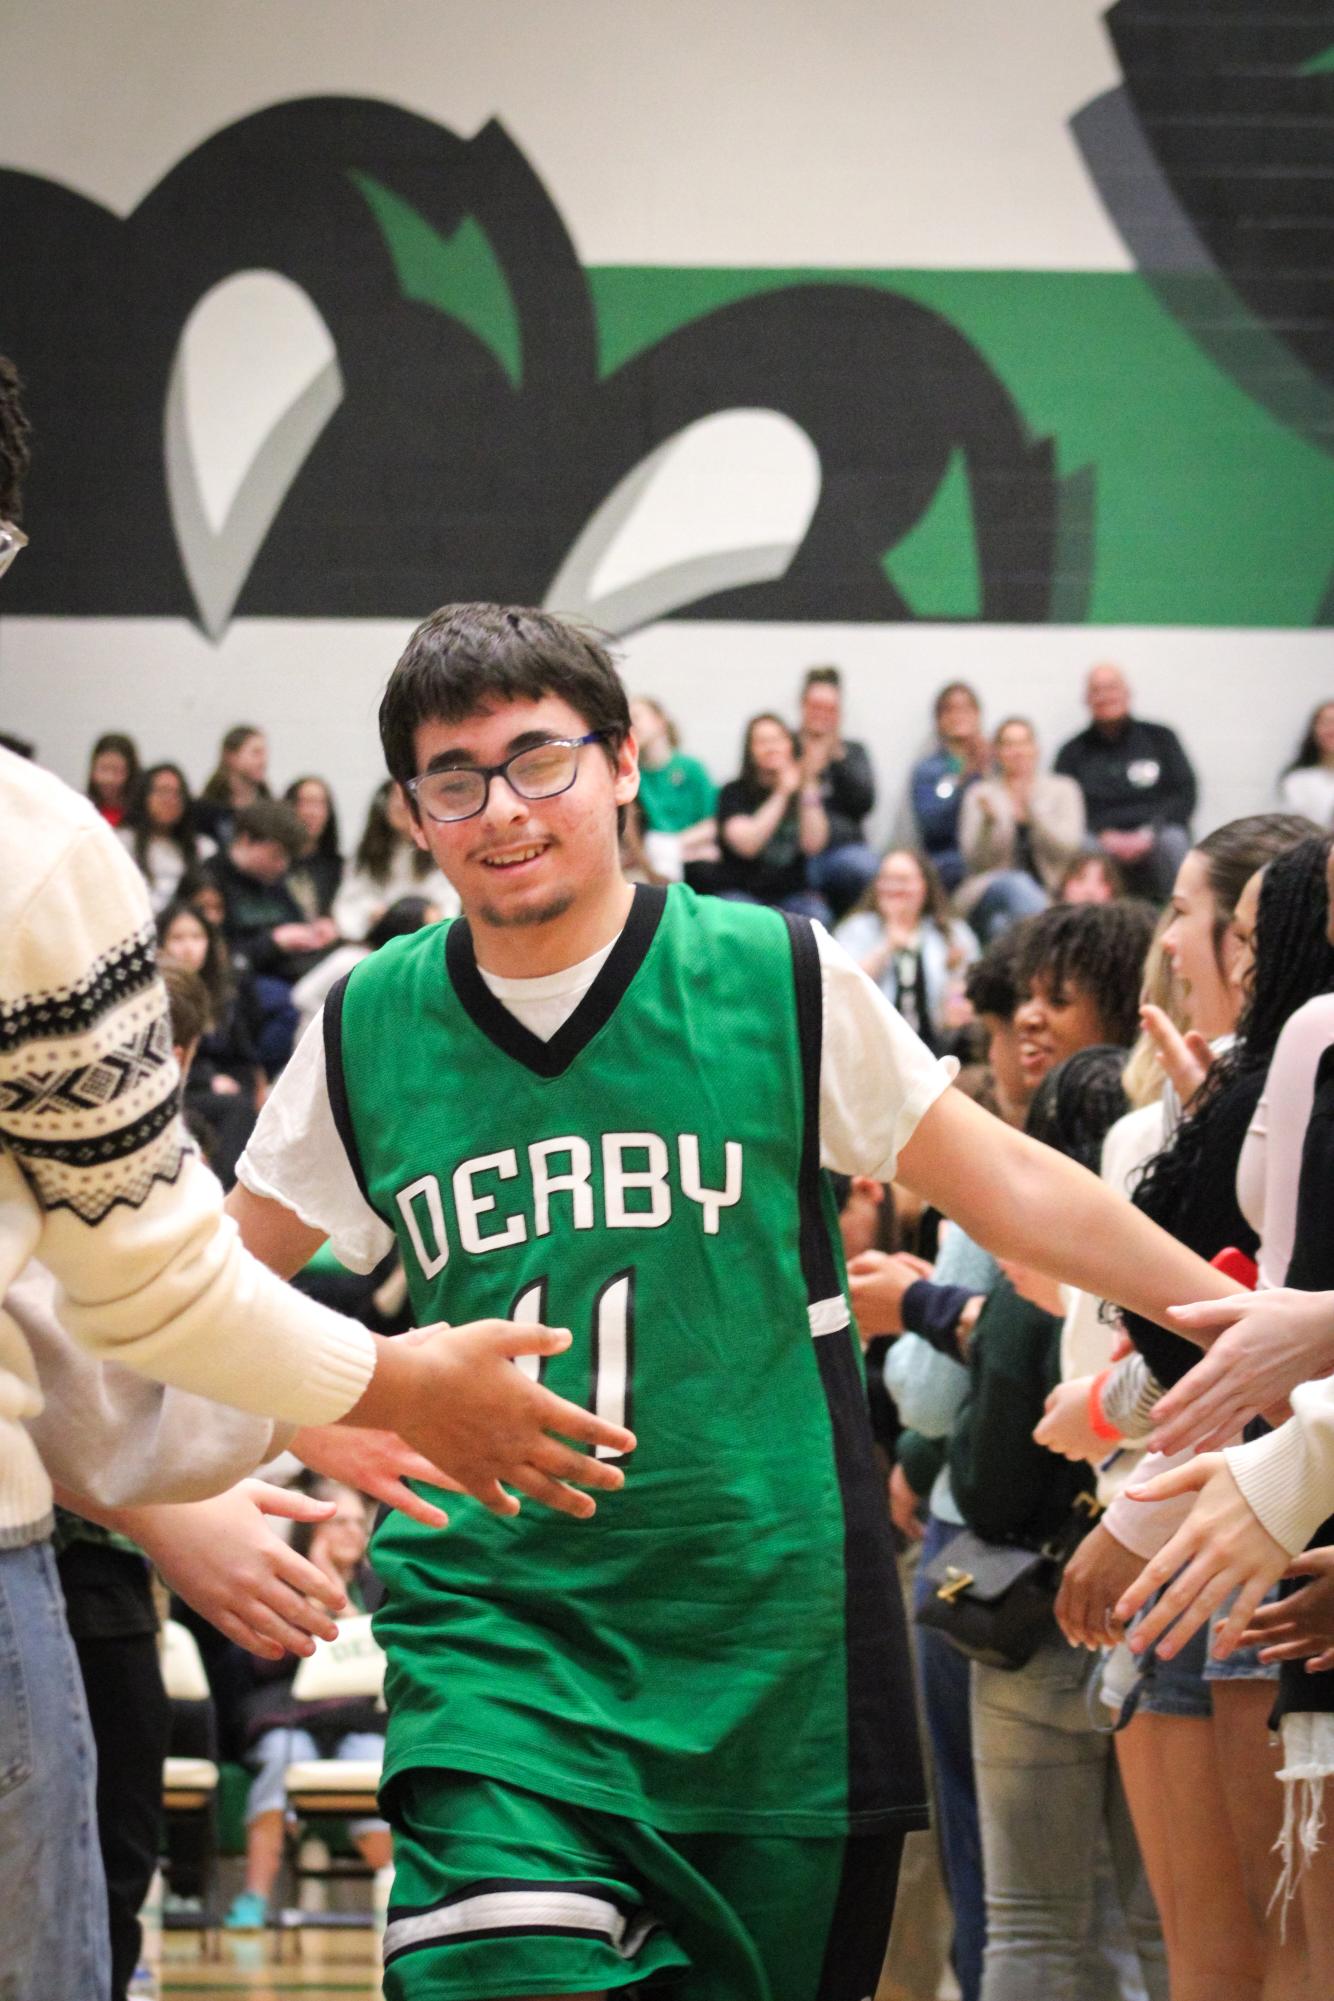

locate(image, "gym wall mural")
(1, 0), (1330, 647)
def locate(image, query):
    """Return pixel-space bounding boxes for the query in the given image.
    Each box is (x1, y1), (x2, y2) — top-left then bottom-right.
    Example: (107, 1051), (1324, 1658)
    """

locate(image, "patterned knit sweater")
(1, 750), (374, 1547)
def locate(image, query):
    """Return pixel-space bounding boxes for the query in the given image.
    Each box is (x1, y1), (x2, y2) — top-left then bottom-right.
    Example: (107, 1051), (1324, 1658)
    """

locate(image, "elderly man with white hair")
(1055, 663), (1197, 900)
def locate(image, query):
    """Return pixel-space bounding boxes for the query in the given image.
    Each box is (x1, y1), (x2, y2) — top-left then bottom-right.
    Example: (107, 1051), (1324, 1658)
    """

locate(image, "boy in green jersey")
(230, 605), (1237, 2001)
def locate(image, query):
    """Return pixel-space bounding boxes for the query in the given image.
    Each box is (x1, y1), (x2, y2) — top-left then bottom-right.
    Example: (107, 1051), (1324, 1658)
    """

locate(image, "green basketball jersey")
(326, 884), (925, 1836)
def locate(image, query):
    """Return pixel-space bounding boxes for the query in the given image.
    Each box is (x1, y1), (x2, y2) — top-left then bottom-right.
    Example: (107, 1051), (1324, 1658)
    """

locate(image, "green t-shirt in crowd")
(636, 753), (716, 833)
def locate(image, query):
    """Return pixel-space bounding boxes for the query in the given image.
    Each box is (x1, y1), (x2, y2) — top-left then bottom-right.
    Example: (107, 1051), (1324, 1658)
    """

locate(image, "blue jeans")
(912, 1512), (985, 2001)
(968, 871), (1049, 943)
(807, 842), (879, 920)
(247, 1726), (387, 1840)
(0, 1539), (109, 2001)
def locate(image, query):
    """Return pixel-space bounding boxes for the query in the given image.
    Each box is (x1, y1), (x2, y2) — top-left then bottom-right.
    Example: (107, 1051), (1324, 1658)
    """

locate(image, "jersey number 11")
(511, 1270), (635, 1461)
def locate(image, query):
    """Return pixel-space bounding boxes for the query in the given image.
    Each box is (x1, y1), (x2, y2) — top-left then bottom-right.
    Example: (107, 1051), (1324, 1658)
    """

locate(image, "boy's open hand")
(348, 1319), (635, 1519)
(1148, 1288), (1334, 1455)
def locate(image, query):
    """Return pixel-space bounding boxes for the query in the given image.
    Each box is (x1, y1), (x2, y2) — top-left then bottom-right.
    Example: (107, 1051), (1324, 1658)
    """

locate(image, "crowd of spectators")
(37, 672), (1334, 1998)
(70, 678), (1328, 1216)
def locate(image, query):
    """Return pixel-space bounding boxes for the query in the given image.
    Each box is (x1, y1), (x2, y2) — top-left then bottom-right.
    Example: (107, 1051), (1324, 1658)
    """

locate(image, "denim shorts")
(1202, 1588), (1280, 1684)
(1096, 1580), (1213, 1724)
(1125, 1616), (1212, 1720)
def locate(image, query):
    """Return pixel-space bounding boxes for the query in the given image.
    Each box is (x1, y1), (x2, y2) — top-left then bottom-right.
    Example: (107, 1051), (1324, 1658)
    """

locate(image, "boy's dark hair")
(1024, 1046), (1129, 1173)
(1014, 901), (1156, 1048)
(156, 956), (214, 1050)
(232, 799), (306, 862)
(0, 355), (32, 524)
(380, 604), (630, 799)
(964, 920), (1034, 1023)
(802, 665), (841, 693)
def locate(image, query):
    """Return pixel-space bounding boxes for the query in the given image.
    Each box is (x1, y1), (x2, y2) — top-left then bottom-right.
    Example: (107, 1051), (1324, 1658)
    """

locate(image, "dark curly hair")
(964, 918), (1036, 1022)
(1133, 832), (1334, 1233)
(1013, 901), (1157, 1048)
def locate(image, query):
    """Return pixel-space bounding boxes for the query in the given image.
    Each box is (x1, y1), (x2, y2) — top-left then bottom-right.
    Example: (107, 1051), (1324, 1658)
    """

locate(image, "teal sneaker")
(223, 1889), (268, 1931)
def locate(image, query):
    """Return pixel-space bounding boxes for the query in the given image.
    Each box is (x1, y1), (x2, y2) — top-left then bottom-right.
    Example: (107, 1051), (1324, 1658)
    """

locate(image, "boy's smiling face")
(410, 695), (638, 940)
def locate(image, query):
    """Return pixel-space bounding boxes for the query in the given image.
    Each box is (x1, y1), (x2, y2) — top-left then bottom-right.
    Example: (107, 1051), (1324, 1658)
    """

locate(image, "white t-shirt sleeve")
(814, 924), (955, 1181)
(236, 1009), (395, 1274)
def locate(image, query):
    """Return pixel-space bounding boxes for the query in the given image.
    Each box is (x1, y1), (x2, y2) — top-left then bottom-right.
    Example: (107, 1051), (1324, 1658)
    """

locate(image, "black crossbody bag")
(914, 1492), (1102, 1672)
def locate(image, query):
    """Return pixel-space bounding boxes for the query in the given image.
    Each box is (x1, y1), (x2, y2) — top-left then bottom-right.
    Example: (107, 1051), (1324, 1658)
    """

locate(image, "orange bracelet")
(1088, 1366), (1123, 1444)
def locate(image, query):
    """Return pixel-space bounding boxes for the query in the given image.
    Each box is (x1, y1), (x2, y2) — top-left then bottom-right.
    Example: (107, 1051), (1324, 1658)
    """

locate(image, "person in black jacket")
(795, 665), (878, 917)
(1055, 665), (1196, 901)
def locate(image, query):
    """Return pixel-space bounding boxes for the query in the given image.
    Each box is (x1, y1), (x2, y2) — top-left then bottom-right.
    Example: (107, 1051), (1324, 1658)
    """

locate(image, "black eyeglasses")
(405, 731), (610, 824)
(0, 520), (27, 581)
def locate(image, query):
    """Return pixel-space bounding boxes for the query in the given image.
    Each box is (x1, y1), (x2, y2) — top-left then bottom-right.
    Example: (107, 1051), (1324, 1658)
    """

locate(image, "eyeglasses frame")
(404, 729), (613, 824)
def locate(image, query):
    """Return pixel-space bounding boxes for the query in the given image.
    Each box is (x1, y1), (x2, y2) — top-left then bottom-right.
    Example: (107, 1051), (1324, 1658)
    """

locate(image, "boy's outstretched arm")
(225, 1184), (635, 1518)
(896, 1086), (1237, 1336)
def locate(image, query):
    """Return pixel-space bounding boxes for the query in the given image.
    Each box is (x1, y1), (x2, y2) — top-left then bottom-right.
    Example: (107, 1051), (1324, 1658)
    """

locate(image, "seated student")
(86, 731), (140, 829)
(795, 666), (878, 917)
(628, 697), (718, 883)
(199, 801), (336, 1073)
(835, 849), (979, 1055)
(225, 1482), (390, 1930)
(284, 774), (344, 918)
(158, 900), (264, 1185)
(195, 724), (271, 847)
(332, 780), (458, 941)
(118, 761), (215, 914)
(715, 710), (832, 919)
(956, 718), (1084, 940)
(908, 683), (990, 891)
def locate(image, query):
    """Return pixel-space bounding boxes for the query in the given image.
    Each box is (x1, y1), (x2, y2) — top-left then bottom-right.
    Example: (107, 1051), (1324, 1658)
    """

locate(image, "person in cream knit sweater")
(0, 358), (631, 2001)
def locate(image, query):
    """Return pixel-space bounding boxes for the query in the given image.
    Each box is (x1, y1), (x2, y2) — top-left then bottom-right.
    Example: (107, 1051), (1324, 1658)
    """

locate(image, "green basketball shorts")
(381, 1770), (904, 2001)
